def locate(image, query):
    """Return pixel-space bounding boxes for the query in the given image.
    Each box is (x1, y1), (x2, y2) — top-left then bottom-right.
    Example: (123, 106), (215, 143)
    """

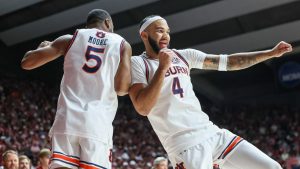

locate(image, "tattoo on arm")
(227, 51), (273, 71)
(201, 50), (273, 71)
(227, 56), (255, 70)
(203, 56), (220, 70)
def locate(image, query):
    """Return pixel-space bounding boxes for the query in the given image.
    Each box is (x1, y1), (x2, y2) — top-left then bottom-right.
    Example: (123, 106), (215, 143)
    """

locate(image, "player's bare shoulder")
(55, 34), (73, 44)
(51, 34), (73, 54)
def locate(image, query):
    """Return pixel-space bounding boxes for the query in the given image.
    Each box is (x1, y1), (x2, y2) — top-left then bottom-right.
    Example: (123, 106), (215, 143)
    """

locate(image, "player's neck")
(145, 47), (159, 59)
(87, 23), (107, 32)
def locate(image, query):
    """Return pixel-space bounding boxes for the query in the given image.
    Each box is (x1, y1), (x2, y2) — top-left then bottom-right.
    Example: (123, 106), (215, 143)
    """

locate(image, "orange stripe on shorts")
(222, 136), (243, 158)
(79, 163), (100, 169)
(52, 153), (80, 165)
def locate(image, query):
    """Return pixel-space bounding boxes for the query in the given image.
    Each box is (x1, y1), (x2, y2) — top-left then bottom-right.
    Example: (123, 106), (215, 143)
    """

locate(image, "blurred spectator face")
(19, 158), (30, 169)
(38, 148), (51, 167)
(3, 152), (19, 169)
(154, 160), (168, 169)
(39, 156), (50, 166)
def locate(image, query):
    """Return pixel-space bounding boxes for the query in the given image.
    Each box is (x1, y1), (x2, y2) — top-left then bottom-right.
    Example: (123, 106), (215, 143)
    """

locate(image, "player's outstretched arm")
(202, 41), (293, 71)
(129, 49), (173, 116)
(21, 35), (72, 70)
(114, 41), (132, 96)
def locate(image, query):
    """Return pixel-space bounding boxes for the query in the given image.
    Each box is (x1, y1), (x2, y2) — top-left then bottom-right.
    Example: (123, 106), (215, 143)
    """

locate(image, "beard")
(148, 36), (160, 54)
(148, 36), (170, 54)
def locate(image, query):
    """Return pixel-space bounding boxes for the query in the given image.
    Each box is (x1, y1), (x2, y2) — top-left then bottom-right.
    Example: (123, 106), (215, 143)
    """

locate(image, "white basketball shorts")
(49, 133), (112, 169)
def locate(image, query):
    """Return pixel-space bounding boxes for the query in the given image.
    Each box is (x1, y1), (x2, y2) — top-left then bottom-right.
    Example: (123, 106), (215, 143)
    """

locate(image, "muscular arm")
(202, 41), (292, 71)
(129, 49), (173, 116)
(114, 41), (132, 96)
(227, 50), (278, 70)
(129, 68), (167, 116)
(202, 50), (275, 70)
(21, 35), (72, 70)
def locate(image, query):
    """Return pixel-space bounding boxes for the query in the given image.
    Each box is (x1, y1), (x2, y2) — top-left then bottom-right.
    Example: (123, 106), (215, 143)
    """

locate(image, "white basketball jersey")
(49, 28), (125, 144)
(131, 49), (220, 154)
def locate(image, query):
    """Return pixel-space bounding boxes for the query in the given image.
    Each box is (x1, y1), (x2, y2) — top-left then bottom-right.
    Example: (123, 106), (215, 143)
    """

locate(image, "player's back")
(49, 28), (124, 143)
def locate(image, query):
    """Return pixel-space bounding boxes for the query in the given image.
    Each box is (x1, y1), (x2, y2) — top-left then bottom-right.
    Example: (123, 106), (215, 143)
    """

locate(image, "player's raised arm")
(202, 41), (293, 71)
(21, 35), (72, 70)
(114, 41), (132, 96)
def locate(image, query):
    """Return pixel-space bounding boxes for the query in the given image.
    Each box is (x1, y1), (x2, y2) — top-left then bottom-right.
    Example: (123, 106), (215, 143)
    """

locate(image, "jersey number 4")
(82, 46), (104, 73)
(172, 77), (184, 98)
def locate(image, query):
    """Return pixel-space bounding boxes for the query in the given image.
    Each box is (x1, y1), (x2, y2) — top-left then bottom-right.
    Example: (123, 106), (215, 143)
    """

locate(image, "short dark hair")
(86, 9), (111, 25)
(139, 15), (159, 28)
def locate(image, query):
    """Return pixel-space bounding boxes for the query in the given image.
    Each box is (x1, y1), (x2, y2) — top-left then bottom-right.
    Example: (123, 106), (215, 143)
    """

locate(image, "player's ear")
(104, 19), (111, 31)
(140, 31), (148, 41)
(106, 18), (114, 32)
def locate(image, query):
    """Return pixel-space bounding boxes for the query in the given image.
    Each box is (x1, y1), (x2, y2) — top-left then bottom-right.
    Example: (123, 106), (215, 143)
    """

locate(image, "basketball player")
(21, 9), (132, 169)
(129, 15), (292, 169)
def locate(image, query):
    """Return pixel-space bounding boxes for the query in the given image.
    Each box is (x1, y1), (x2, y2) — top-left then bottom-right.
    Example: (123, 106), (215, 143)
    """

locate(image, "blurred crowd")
(0, 78), (56, 166)
(0, 77), (299, 169)
(207, 105), (300, 169)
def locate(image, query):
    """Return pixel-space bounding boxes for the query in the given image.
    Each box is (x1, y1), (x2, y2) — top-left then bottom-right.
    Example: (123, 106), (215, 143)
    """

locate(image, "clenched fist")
(158, 48), (173, 71)
(271, 41), (293, 58)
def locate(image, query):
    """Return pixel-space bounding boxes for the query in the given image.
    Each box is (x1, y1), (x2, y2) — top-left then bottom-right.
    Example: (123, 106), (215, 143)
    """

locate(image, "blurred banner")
(278, 61), (300, 88)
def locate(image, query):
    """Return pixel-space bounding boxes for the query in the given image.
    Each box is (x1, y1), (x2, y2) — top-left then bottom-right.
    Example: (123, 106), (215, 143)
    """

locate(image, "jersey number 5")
(172, 77), (184, 98)
(82, 46), (104, 73)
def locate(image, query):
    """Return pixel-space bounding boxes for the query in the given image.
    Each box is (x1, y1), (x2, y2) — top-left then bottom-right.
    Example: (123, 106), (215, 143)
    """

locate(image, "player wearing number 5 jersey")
(129, 15), (292, 169)
(21, 9), (132, 169)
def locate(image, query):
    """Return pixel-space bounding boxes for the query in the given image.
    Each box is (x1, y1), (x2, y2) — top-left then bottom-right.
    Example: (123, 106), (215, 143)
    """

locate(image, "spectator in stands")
(286, 150), (300, 169)
(152, 157), (168, 169)
(18, 155), (31, 169)
(2, 150), (18, 169)
(35, 149), (50, 169)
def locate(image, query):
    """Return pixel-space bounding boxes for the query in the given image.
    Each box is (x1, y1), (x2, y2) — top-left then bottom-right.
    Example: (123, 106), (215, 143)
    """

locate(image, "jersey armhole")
(141, 57), (149, 83)
(64, 30), (79, 56)
(119, 39), (125, 60)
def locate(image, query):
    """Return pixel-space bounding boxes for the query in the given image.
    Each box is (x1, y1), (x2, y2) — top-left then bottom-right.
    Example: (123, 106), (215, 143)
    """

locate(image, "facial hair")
(148, 36), (161, 54)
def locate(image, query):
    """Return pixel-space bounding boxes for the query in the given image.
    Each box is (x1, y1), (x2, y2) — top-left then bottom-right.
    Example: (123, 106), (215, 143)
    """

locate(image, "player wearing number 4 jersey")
(21, 9), (132, 169)
(129, 15), (293, 169)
